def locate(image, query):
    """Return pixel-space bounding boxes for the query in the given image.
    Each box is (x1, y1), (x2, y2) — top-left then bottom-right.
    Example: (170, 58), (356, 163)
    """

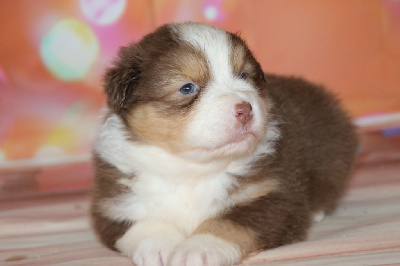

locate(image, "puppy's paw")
(131, 235), (183, 266)
(313, 210), (325, 223)
(168, 234), (241, 266)
(116, 223), (185, 266)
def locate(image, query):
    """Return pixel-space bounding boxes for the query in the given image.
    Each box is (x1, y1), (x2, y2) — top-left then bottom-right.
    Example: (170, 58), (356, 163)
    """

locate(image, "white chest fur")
(95, 112), (280, 234)
(118, 170), (236, 234)
(95, 113), (240, 234)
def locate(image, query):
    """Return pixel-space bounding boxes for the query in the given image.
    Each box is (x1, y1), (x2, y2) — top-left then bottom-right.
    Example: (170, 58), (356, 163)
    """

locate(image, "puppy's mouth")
(192, 130), (259, 152)
(226, 131), (257, 145)
(208, 130), (260, 154)
(180, 127), (265, 162)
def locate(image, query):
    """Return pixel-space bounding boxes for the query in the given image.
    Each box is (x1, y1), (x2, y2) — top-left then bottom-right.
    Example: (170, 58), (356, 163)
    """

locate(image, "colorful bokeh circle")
(40, 18), (99, 81)
(204, 5), (218, 21)
(203, 1), (224, 22)
(80, 0), (126, 25)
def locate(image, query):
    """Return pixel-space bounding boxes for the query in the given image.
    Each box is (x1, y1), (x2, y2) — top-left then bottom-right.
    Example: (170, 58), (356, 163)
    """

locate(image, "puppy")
(91, 22), (358, 266)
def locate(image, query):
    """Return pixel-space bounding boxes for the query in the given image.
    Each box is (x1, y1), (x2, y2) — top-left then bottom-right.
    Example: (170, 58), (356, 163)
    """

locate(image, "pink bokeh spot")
(80, 0), (126, 26)
(383, 0), (400, 27)
(0, 66), (8, 84)
(203, 0), (225, 22)
(0, 65), (11, 106)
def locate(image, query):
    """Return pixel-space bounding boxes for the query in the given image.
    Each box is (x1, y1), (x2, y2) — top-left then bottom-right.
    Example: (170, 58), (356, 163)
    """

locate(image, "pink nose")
(235, 102), (253, 125)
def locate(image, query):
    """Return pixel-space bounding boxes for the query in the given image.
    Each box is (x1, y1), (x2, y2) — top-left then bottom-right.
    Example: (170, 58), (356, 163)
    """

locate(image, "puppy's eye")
(239, 71), (247, 80)
(259, 70), (266, 81)
(179, 83), (197, 95)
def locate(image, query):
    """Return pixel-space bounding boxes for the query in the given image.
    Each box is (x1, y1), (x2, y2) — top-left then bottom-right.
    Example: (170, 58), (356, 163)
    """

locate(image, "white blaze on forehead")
(172, 23), (233, 82)
(170, 23), (269, 161)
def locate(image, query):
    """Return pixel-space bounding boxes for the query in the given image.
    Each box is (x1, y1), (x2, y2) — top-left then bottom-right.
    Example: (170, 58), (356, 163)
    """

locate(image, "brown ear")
(103, 45), (141, 113)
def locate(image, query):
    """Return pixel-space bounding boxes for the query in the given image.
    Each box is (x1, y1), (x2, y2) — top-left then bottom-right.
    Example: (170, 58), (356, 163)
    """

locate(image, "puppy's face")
(105, 23), (269, 162)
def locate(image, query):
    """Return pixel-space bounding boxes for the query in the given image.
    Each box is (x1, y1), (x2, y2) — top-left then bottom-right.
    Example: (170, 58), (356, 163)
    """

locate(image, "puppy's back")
(265, 74), (358, 213)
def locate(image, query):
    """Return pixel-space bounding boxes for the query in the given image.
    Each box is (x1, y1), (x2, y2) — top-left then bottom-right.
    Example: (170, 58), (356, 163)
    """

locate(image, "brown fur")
(126, 103), (191, 153)
(103, 24), (212, 154)
(229, 178), (280, 206)
(92, 22), (358, 263)
(91, 154), (134, 250)
(215, 74), (358, 251)
(264, 74), (358, 213)
(229, 33), (266, 87)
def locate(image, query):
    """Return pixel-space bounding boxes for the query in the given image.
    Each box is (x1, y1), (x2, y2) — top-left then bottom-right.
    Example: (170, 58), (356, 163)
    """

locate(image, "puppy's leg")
(116, 222), (185, 266)
(169, 192), (311, 266)
(169, 219), (255, 266)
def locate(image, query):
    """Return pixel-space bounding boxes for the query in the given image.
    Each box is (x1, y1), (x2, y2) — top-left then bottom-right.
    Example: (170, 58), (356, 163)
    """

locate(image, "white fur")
(96, 113), (279, 231)
(96, 23), (282, 265)
(228, 179), (280, 206)
(96, 114), (236, 232)
(172, 23), (230, 81)
(94, 111), (137, 174)
(172, 23), (269, 161)
(169, 234), (241, 266)
(116, 222), (185, 266)
(225, 119), (281, 176)
(101, 167), (236, 234)
(96, 111), (279, 264)
(313, 210), (325, 223)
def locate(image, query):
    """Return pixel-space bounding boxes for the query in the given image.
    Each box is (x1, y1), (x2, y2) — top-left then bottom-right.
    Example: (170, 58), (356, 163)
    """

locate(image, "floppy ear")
(103, 45), (141, 113)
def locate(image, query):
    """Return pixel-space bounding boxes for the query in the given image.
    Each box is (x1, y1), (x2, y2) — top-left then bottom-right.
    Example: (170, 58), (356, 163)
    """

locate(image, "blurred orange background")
(0, 0), (399, 193)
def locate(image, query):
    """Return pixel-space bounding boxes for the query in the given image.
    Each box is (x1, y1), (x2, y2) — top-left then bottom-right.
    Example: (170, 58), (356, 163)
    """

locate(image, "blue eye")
(179, 83), (197, 95)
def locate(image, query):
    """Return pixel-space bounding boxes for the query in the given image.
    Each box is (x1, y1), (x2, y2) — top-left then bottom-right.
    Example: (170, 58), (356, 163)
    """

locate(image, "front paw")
(131, 235), (183, 266)
(116, 223), (185, 266)
(168, 234), (241, 266)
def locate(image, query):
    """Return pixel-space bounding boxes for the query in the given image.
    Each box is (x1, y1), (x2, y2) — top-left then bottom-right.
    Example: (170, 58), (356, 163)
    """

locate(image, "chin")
(182, 131), (265, 163)
(91, 22), (358, 266)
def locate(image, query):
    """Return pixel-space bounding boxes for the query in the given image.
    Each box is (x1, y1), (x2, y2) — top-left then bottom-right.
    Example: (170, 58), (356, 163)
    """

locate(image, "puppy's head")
(105, 22), (270, 162)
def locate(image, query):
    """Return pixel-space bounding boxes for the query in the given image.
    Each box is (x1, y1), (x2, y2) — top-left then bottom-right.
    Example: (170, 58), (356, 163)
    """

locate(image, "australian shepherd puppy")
(91, 22), (358, 266)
